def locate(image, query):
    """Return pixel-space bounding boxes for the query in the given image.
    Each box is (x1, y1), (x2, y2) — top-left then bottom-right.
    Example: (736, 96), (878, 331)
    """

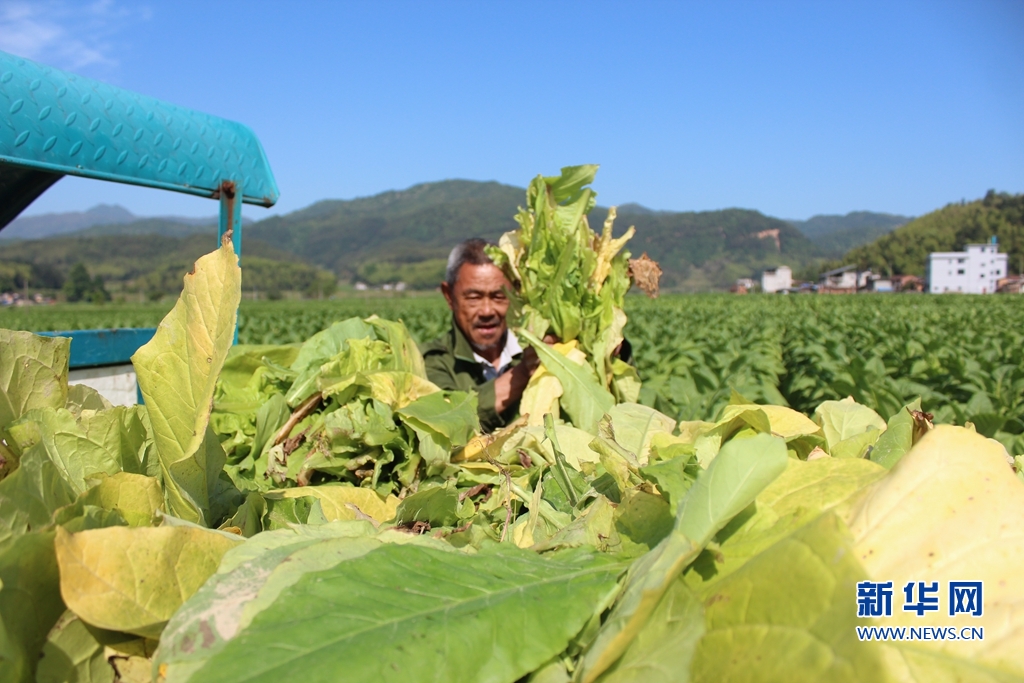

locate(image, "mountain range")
(0, 181), (919, 293)
(786, 211), (911, 258)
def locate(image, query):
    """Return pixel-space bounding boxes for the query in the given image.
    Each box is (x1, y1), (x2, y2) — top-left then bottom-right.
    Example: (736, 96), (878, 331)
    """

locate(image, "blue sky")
(2, 0), (1022, 222)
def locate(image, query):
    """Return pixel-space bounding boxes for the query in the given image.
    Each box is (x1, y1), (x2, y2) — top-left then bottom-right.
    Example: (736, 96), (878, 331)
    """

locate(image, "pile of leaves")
(211, 316), (477, 499)
(488, 165), (660, 403)
(2, 215), (1024, 682)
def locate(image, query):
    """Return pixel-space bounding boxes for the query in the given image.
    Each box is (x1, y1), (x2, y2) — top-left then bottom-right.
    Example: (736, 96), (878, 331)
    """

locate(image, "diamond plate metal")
(0, 50), (279, 209)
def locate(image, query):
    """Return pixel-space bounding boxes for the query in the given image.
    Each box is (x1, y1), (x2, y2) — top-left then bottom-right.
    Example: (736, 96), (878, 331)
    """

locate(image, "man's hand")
(493, 335), (555, 415)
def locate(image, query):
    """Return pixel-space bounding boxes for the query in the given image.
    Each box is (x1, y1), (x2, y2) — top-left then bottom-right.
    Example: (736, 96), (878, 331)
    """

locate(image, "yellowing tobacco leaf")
(356, 371), (440, 409)
(0, 330), (69, 431)
(520, 372), (563, 426)
(755, 404), (822, 440)
(269, 486), (399, 524)
(132, 242), (241, 525)
(591, 207), (636, 293)
(79, 472), (163, 527)
(846, 425), (1024, 676)
(814, 397), (887, 450)
(579, 434), (789, 682)
(55, 524), (241, 639)
(455, 416), (528, 463)
(520, 341), (583, 426)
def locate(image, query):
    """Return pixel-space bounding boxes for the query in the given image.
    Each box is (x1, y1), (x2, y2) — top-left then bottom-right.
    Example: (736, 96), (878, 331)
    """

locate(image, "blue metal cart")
(1, 50), (279, 403)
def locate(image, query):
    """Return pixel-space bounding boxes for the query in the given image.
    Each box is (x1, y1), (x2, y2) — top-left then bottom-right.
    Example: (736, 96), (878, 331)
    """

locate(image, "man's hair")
(445, 238), (494, 288)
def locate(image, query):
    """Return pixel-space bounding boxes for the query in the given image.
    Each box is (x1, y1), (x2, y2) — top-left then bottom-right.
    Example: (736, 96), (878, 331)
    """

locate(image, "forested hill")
(246, 180), (524, 278)
(5, 179), (923, 292)
(788, 211), (911, 258)
(837, 191), (1024, 276)
(615, 205), (815, 290)
(241, 180), (819, 291)
(0, 234), (336, 299)
(0, 204), (136, 240)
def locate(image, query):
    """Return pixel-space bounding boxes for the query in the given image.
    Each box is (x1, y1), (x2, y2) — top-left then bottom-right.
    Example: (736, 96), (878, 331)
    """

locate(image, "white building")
(866, 276), (893, 292)
(762, 265), (792, 293)
(819, 265), (859, 290)
(927, 241), (1008, 294)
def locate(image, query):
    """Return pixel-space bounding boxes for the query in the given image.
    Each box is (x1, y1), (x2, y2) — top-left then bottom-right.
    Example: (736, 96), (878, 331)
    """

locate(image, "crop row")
(4, 294), (1022, 452)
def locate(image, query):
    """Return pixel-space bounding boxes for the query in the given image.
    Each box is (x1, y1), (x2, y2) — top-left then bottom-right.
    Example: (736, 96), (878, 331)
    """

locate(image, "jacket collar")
(451, 323), (478, 363)
(450, 322), (520, 364)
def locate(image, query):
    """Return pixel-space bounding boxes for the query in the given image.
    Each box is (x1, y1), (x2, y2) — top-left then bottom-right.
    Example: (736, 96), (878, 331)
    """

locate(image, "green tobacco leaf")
(157, 522), (385, 683)
(55, 525), (241, 639)
(65, 384), (113, 415)
(286, 318), (376, 404)
(0, 444), (77, 549)
(132, 242), (241, 526)
(520, 329), (614, 434)
(0, 330), (69, 432)
(686, 457), (886, 591)
(35, 611), (112, 683)
(595, 579), (704, 683)
(165, 544), (623, 683)
(831, 427), (882, 459)
(0, 440), (14, 481)
(690, 513), (888, 683)
(395, 390), (479, 446)
(579, 433), (789, 683)
(217, 344), (298, 399)
(219, 492), (266, 537)
(367, 316), (428, 378)
(0, 530), (64, 683)
(674, 433), (789, 543)
(393, 482), (464, 527)
(813, 398), (887, 450)
(613, 489), (674, 557)
(6, 406), (153, 494)
(290, 318), (375, 375)
(77, 472), (164, 527)
(605, 403), (676, 465)
(252, 393), (289, 460)
(533, 496), (621, 554)
(870, 400), (920, 469)
(639, 455), (697, 515)
(52, 505), (126, 534)
(546, 164), (599, 203)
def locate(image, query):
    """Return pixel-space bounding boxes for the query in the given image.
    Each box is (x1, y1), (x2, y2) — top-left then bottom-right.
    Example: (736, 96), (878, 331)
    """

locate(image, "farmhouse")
(818, 265), (859, 293)
(927, 239), (1007, 294)
(761, 265), (792, 293)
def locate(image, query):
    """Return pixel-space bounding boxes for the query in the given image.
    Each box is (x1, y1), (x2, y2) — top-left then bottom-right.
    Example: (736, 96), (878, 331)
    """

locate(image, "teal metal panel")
(0, 50), (279, 227)
(36, 328), (156, 369)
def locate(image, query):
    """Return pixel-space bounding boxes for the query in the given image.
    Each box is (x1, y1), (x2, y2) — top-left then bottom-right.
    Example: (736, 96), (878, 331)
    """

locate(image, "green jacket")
(421, 324), (522, 433)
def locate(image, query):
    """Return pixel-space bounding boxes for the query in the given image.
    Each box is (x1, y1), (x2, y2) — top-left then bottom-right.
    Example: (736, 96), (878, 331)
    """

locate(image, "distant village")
(5, 239), (1024, 307)
(738, 239), (1023, 295)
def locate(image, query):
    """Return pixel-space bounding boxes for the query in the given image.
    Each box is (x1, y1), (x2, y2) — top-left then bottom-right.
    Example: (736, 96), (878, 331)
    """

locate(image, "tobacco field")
(1, 167), (1022, 683)
(5, 293), (1024, 454)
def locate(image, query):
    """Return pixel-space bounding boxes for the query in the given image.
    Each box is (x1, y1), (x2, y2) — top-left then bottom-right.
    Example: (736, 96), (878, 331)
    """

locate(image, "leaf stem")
(545, 413), (580, 507)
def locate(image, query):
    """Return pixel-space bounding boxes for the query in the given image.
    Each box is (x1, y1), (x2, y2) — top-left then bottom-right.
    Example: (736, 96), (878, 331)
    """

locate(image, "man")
(422, 238), (540, 432)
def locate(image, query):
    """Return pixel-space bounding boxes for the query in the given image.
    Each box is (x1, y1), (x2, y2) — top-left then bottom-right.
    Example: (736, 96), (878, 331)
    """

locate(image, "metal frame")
(0, 50), (278, 232)
(1, 49), (279, 362)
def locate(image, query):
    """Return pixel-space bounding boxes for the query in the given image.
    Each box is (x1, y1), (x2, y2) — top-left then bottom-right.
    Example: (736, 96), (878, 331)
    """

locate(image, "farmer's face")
(442, 263), (511, 352)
